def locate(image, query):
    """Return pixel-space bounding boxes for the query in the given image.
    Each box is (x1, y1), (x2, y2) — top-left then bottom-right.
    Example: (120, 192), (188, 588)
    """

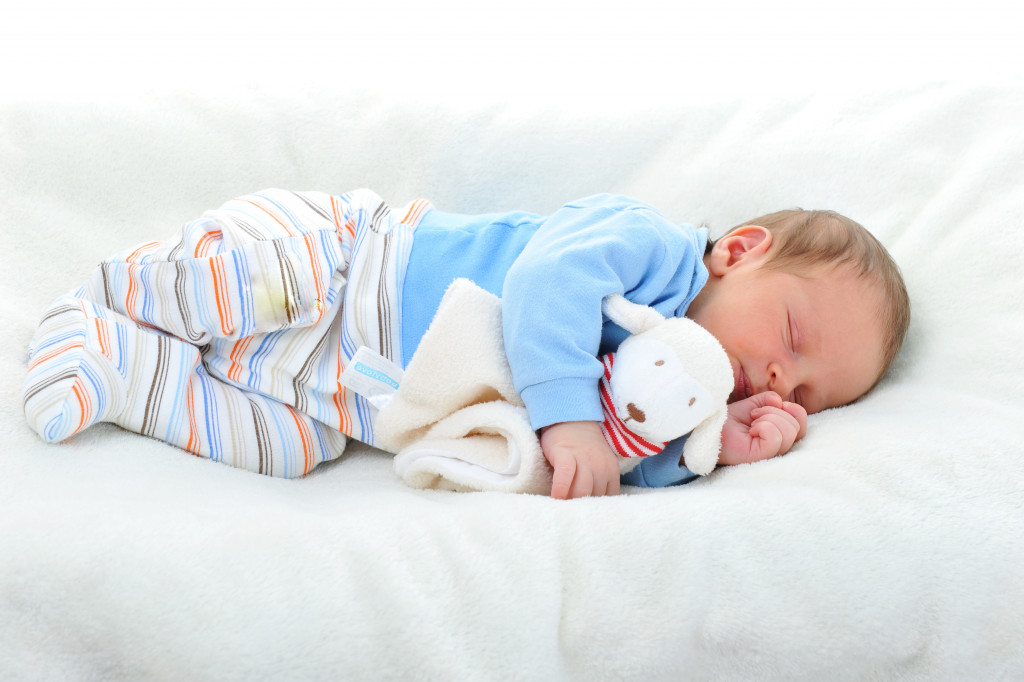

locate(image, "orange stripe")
(125, 263), (138, 320)
(125, 241), (160, 263)
(193, 230), (223, 258)
(400, 198), (429, 225)
(303, 233), (326, 322)
(330, 195), (344, 234)
(210, 255), (233, 335)
(185, 376), (200, 455)
(94, 318), (110, 360)
(227, 336), (253, 382)
(28, 342), (84, 371)
(242, 198), (296, 236)
(334, 345), (351, 435)
(71, 379), (90, 435)
(287, 405), (314, 475)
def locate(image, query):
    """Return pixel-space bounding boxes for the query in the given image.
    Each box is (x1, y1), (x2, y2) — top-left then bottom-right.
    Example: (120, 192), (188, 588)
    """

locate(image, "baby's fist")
(719, 391), (807, 466)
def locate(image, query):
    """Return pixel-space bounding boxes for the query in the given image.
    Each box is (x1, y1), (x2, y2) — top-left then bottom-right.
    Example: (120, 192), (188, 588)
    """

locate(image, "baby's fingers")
(750, 406), (801, 456)
(781, 401), (808, 440)
(567, 463), (595, 499)
(549, 454), (578, 500)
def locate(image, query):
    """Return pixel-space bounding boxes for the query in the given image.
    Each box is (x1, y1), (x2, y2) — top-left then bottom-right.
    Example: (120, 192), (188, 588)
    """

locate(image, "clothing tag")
(339, 346), (404, 411)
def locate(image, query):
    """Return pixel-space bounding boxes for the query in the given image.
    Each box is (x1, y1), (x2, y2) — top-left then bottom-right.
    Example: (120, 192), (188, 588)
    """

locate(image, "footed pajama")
(23, 189), (430, 477)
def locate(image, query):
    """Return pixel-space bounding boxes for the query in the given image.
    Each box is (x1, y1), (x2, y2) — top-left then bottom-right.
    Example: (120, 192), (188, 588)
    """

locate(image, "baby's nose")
(767, 363), (791, 397)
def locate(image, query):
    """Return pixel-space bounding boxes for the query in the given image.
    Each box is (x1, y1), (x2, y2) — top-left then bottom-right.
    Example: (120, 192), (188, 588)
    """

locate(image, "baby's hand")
(540, 421), (621, 499)
(719, 391), (807, 466)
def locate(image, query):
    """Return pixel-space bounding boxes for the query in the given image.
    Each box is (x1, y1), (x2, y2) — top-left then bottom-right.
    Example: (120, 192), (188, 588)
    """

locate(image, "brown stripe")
(141, 336), (169, 436)
(167, 232), (188, 261)
(291, 191), (333, 222)
(174, 262), (204, 342)
(248, 399), (271, 476)
(38, 304), (81, 326)
(227, 215), (265, 241)
(291, 327), (331, 414)
(376, 232), (394, 360)
(274, 240), (303, 324)
(101, 265), (116, 310)
(23, 368), (79, 406)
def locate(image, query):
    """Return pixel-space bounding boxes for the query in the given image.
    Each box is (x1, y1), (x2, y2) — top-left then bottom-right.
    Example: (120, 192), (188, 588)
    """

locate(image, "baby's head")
(686, 209), (910, 414)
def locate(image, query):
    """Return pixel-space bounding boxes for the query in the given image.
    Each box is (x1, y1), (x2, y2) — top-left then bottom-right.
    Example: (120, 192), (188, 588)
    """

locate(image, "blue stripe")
(140, 263), (155, 325)
(263, 397), (297, 478)
(32, 328), (86, 354)
(309, 420), (334, 465)
(198, 368), (222, 461)
(231, 249), (255, 337)
(79, 360), (107, 419)
(246, 331), (284, 391)
(187, 259), (216, 340)
(44, 409), (70, 442)
(163, 341), (194, 445)
(354, 393), (373, 443)
(115, 322), (128, 376)
(262, 194), (307, 236)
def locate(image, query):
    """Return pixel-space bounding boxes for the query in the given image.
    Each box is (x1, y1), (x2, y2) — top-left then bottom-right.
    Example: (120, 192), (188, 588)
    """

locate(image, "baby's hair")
(710, 209), (910, 389)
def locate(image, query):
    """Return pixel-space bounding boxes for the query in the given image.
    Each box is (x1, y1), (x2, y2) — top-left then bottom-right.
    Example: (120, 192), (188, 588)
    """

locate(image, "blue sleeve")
(501, 194), (708, 430)
(620, 436), (700, 488)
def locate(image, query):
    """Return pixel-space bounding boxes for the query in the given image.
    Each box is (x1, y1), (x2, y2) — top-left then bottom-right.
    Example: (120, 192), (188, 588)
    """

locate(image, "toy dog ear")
(602, 294), (665, 334)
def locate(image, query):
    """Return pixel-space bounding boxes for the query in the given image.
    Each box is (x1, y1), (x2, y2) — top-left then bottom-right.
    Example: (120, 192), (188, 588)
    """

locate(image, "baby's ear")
(709, 225), (772, 274)
(602, 295), (665, 334)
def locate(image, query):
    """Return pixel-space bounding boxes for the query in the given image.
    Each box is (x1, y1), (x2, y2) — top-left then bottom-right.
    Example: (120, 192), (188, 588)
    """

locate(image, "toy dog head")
(602, 295), (733, 475)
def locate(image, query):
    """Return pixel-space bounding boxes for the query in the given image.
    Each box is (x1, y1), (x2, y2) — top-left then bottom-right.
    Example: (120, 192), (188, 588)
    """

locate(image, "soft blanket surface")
(2, 86), (1023, 681)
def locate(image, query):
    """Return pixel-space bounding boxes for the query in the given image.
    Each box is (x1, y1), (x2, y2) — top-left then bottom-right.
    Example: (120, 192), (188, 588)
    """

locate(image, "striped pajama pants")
(23, 189), (430, 477)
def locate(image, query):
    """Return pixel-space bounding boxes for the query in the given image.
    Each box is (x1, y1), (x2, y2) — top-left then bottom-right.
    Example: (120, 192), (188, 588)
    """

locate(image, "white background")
(1, 0), (1021, 105)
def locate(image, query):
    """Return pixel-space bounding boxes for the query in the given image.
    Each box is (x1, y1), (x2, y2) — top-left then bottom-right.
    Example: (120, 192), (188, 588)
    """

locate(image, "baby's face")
(688, 260), (885, 415)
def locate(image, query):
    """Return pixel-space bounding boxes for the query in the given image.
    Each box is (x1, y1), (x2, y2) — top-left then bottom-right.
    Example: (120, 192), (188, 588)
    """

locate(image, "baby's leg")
(24, 187), (427, 469)
(87, 189), (348, 345)
(23, 293), (346, 477)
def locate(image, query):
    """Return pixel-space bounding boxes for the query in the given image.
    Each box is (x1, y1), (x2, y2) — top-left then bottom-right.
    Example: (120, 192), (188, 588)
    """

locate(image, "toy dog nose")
(626, 403), (646, 422)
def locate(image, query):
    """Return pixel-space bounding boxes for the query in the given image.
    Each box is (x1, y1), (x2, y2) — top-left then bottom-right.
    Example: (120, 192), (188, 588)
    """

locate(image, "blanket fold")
(375, 279), (553, 494)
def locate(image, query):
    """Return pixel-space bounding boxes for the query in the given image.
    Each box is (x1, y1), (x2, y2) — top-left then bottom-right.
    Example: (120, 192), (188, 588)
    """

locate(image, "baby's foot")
(23, 296), (127, 442)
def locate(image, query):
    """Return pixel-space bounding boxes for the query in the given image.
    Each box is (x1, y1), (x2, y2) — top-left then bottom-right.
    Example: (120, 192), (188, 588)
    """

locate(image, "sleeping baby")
(22, 189), (909, 498)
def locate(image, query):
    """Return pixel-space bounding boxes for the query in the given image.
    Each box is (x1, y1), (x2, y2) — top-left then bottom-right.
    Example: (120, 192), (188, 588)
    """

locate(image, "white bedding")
(2, 84), (1023, 680)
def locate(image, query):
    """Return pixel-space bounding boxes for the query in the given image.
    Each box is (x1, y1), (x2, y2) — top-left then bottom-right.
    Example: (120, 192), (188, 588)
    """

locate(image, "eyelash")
(787, 313), (797, 353)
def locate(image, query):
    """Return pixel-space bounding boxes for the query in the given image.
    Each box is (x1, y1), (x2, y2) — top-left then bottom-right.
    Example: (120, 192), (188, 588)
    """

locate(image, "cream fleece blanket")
(2, 85), (1023, 681)
(374, 278), (553, 495)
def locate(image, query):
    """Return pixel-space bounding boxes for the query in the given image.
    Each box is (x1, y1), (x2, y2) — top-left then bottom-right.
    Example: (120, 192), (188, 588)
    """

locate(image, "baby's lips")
(729, 360), (745, 402)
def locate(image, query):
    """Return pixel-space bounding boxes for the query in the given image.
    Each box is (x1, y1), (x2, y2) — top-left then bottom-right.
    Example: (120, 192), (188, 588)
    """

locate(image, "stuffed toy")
(598, 294), (733, 476)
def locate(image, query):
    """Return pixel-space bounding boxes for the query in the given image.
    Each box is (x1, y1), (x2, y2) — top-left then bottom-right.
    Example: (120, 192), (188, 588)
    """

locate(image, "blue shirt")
(619, 436), (700, 488)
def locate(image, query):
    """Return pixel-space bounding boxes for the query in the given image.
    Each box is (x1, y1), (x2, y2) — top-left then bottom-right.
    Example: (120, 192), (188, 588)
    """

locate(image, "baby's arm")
(499, 197), (706, 498)
(718, 392), (808, 466)
(540, 421), (621, 499)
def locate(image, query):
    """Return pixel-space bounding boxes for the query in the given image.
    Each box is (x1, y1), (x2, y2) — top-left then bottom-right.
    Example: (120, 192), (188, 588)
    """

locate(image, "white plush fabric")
(378, 278), (552, 495)
(2, 85), (1023, 681)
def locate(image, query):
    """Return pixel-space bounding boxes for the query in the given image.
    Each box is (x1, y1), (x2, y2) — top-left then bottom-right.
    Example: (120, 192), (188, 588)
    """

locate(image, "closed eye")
(787, 311), (799, 354)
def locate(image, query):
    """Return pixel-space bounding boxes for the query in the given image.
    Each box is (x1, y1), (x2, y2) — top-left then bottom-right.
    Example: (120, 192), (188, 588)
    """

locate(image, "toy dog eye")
(655, 360), (664, 366)
(688, 397), (696, 406)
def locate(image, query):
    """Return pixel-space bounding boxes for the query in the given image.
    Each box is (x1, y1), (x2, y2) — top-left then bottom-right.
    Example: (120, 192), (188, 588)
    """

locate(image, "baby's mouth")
(731, 365), (751, 403)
